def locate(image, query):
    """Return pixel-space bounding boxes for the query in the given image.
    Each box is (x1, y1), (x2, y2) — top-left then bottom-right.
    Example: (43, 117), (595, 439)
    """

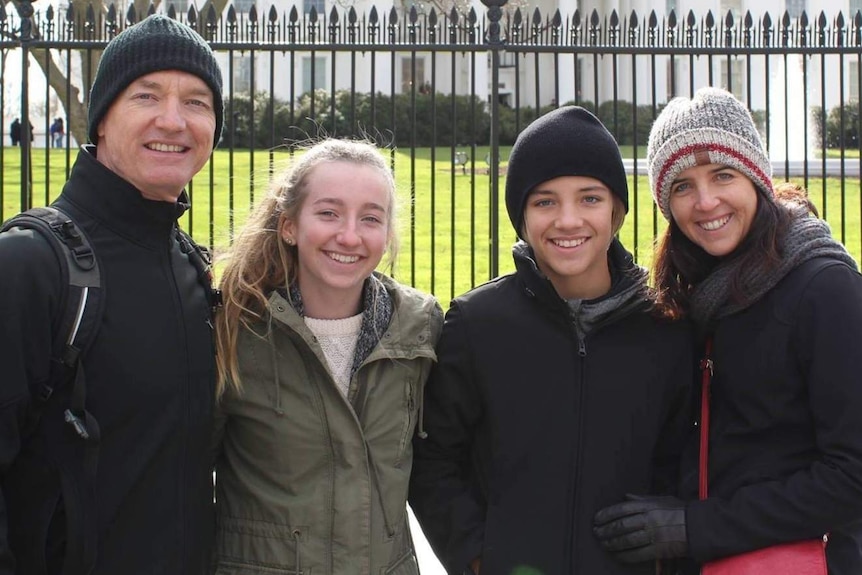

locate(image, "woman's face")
(668, 163), (759, 257)
(280, 161), (391, 317)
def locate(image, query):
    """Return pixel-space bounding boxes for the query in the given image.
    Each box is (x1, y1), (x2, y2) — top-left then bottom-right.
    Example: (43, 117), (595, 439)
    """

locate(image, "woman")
(593, 87), (862, 573)
(212, 139), (443, 575)
(408, 106), (693, 575)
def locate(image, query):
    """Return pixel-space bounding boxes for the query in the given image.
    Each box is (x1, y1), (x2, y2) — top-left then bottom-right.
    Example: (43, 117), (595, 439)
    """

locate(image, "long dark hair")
(652, 183), (813, 320)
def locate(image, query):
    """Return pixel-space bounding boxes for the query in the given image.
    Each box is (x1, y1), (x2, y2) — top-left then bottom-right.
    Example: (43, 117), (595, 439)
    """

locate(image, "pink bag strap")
(698, 337), (714, 501)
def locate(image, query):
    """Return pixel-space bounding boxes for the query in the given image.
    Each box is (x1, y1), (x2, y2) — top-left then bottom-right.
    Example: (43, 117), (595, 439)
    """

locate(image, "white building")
(215, 0), (858, 156)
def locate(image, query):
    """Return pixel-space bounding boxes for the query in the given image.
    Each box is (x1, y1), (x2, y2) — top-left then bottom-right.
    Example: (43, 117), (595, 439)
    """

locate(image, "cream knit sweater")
(304, 314), (363, 398)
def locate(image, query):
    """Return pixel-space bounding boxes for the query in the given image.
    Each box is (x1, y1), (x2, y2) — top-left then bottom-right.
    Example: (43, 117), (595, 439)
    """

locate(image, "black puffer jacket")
(0, 147), (216, 575)
(682, 258), (862, 574)
(409, 239), (693, 575)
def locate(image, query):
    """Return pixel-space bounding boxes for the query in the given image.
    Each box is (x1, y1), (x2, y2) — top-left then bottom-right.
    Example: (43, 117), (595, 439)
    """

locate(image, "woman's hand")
(593, 494), (689, 562)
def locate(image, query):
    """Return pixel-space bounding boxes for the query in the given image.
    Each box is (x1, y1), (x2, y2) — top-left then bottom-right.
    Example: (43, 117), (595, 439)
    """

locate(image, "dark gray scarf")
(284, 274), (394, 377)
(690, 205), (858, 328)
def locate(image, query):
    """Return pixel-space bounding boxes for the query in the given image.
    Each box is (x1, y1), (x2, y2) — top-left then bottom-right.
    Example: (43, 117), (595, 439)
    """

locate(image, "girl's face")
(668, 163), (759, 257)
(281, 161), (391, 316)
(522, 175), (615, 300)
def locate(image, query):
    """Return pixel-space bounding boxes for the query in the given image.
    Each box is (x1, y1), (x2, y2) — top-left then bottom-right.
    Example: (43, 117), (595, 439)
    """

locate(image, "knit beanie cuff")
(87, 15), (224, 147)
(650, 127), (774, 219)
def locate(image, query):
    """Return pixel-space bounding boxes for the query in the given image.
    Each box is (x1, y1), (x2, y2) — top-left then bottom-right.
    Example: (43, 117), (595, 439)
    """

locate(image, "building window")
(665, 0), (676, 16)
(401, 56), (426, 93)
(499, 52), (517, 68)
(785, 0), (805, 18)
(720, 59), (745, 100)
(851, 0), (862, 16)
(302, 56), (327, 94)
(304, 0), (325, 14)
(666, 58), (679, 100)
(720, 0), (741, 19)
(233, 0), (254, 12)
(234, 56), (252, 94)
(165, 0), (188, 13)
(851, 61), (859, 102)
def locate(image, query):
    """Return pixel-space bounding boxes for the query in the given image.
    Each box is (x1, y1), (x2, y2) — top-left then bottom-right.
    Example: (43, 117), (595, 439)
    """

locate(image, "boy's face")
(522, 175), (615, 300)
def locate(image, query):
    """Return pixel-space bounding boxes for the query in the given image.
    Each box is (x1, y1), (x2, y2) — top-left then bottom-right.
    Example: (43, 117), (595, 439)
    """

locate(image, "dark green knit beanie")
(87, 14), (224, 147)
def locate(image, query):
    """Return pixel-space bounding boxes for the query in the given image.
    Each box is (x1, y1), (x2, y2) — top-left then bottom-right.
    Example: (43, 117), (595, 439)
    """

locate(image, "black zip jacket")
(0, 147), (215, 575)
(409, 240), (693, 575)
(682, 258), (862, 574)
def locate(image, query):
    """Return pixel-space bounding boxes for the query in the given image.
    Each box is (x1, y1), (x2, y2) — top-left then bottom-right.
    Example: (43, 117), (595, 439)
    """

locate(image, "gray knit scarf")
(285, 274), (394, 376)
(689, 205), (858, 328)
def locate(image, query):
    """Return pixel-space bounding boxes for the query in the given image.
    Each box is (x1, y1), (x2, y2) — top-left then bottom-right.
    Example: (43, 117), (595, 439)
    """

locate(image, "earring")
(286, 238), (294, 245)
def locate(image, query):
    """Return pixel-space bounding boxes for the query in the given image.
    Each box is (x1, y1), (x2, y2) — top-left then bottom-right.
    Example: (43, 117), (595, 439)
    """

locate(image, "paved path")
(623, 158), (861, 177)
(410, 507), (447, 575)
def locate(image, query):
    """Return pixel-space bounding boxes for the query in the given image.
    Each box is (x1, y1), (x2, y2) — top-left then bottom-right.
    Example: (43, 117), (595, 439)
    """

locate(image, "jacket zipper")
(566, 324), (587, 571)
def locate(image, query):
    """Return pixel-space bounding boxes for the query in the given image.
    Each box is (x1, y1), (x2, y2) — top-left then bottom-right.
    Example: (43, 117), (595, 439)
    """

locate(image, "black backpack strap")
(1, 206), (103, 575)
(2, 207), (104, 420)
(175, 227), (222, 316)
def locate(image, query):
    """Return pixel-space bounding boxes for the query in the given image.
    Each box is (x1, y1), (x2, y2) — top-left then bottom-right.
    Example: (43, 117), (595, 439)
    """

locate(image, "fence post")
(18, 0), (35, 212)
(481, 0), (506, 279)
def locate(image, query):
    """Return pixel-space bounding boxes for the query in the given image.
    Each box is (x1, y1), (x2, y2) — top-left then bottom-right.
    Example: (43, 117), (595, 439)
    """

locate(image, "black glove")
(593, 494), (688, 563)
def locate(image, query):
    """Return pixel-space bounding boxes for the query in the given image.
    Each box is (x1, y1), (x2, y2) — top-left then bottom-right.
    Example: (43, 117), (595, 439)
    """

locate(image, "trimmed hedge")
(221, 90), (856, 152)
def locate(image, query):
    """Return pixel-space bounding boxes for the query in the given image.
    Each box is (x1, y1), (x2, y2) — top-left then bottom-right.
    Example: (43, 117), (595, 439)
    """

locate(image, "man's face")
(96, 70), (216, 203)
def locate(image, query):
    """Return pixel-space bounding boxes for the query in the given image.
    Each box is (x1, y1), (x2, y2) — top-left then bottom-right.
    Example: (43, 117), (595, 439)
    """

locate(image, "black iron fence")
(1, 1), (860, 301)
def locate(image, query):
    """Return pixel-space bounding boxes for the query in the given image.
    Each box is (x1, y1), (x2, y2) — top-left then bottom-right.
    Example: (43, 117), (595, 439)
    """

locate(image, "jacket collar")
(57, 146), (189, 249)
(512, 238), (651, 325)
(267, 272), (438, 362)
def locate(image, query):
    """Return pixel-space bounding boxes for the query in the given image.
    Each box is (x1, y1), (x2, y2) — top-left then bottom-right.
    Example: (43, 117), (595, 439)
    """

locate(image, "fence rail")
(1, 1), (861, 301)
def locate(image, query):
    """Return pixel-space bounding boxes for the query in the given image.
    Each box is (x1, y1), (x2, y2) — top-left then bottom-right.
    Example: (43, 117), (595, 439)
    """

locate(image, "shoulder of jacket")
(377, 275), (443, 344)
(454, 273), (518, 305)
(0, 224), (64, 282)
(776, 257), (856, 298)
(769, 257), (858, 323)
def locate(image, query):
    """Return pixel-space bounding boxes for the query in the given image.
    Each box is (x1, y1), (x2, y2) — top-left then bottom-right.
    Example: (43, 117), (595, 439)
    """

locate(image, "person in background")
(50, 117), (65, 148)
(10, 118), (20, 146)
(212, 138), (443, 575)
(593, 86), (862, 575)
(409, 106), (692, 575)
(0, 14), (223, 575)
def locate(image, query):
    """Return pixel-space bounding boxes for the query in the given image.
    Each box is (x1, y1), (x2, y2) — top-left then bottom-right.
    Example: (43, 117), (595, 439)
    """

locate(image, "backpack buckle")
(64, 409), (91, 440)
(51, 219), (96, 271)
(37, 383), (54, 402)
(70, 245), (97, 271)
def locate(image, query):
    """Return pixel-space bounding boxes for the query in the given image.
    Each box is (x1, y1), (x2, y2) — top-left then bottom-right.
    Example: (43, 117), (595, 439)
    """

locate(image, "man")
(50, 118), (64, 148)
(0, 14), (224, 575)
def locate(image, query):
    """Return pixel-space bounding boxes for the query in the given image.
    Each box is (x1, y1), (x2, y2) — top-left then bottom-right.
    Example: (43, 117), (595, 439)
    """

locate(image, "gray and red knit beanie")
(647, 87), (773, 221)
(88, 14), (224, 147)
(505, 106), (629, 238)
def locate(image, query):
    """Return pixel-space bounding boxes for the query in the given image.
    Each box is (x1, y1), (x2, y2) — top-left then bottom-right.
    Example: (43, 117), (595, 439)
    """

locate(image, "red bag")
(701, 537), (827, 575)
(698, 339), (828, 575)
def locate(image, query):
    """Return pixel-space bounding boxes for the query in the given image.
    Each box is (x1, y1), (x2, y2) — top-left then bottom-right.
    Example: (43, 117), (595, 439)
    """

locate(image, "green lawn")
(2, 146), (860, 304)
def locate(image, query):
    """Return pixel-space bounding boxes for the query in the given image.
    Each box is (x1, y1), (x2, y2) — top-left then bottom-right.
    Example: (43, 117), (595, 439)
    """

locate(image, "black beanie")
(88, 14), (224, 147)
(505, 106), (628, 238)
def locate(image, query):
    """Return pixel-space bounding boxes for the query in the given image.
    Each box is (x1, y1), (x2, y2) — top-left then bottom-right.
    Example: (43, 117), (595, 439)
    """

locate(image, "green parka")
(213, 274), (442, 575)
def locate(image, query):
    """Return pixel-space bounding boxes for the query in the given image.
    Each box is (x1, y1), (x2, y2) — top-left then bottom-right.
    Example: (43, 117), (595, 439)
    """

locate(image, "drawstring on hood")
(291, 529), (302, 572)
(416, 383), (428, 439)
